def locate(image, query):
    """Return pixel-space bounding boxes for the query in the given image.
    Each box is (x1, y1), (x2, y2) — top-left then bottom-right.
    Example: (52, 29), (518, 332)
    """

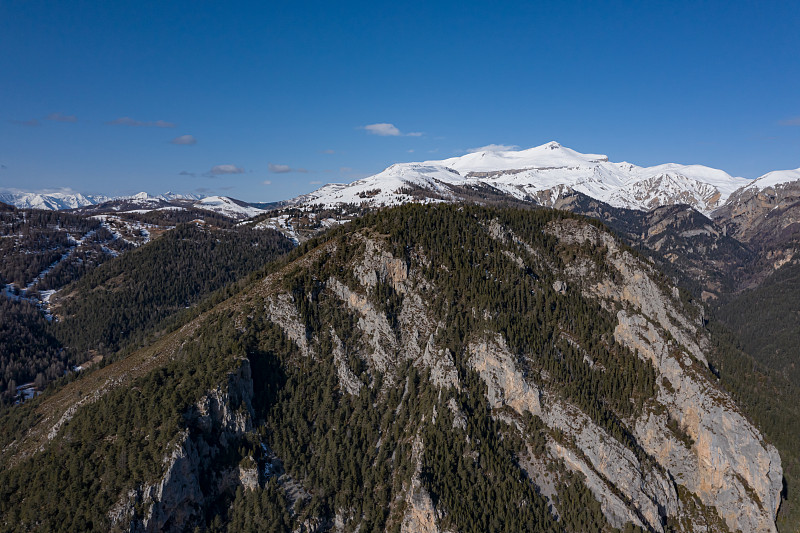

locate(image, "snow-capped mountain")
(0, 191), (112, 210)
(290, 142), (762, 215)
(69, 193), (264, 220)
(116, 191), (206, 204)
(0, 190), (204, 211)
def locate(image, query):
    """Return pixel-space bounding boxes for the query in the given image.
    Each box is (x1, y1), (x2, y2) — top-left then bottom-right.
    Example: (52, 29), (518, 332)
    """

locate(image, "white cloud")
(262, 180), (272, 185)
(407, 149), (415, 153)
(210, 164), (245, 175)
(309, 180), (323, 185)
(46, 112), (77, 123)
(467, 144), (519, 153)
(362, 123), (424, 137)
(108, 117), (176, 128)
(363, 123), (401, 136)
(171, 134), (197, 145)
(268, 163), (291, 173)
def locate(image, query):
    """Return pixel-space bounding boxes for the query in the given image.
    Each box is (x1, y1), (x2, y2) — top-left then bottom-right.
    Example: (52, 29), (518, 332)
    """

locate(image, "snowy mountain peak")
(291, 143), (758, 215)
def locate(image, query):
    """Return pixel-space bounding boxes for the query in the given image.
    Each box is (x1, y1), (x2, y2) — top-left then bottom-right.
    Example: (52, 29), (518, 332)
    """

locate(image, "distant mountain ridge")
(288, 141), (800, 216)
(0, 190), (204, 211)
(0, 191), (272, 221)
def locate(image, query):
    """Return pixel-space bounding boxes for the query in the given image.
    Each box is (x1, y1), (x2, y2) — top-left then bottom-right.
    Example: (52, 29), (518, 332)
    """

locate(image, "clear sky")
(1, 0), (799, 202)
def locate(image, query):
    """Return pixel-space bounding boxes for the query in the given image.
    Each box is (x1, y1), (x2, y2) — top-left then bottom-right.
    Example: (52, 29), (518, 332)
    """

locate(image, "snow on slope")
(737, 168), (800, 191)
(193, 196), (265, 219)
(293, 141), (753, 214)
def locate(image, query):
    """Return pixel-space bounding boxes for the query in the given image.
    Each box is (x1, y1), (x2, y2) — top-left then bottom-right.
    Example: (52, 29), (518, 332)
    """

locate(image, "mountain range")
(0, 191), (205, 211)
(287, 141), (800, 216)
(5, 142), (800, 219)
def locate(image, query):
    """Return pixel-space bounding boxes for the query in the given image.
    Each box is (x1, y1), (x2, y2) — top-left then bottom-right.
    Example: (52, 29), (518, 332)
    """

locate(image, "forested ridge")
(53, 222), (294, 355)
(0, 204), (795, 532)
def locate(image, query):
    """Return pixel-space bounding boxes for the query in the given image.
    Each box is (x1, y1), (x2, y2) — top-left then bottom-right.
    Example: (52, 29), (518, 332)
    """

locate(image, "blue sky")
(1, 0), (799, 202)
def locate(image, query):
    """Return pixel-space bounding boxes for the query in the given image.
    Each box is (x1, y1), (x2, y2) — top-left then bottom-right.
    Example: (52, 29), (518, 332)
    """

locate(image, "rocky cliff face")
(543, 218), (782, 532)
(241, 208), (783, 532)
(714, 181), (800, 245)
(108, 362), (256, 532)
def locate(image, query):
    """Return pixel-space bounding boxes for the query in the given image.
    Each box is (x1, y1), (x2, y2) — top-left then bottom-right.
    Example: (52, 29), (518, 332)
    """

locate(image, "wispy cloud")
(262, 180), (272, 185)
(10, 119), (40, 127)
(210, 164), (245, 175)
(309, 180), (323, 185)
(46, 112), (77, 123)
(171, 134), (197, 145)
(179, 170), (196, 177)
(268, 163), (309, 174)
(268, 163), (291, 173)
(779, 116), (800, 126)
(362, 123), (423, 137)
(321, 149), (335, 154)
(467, 144), (519, 153)
(107, 116), (176, 128)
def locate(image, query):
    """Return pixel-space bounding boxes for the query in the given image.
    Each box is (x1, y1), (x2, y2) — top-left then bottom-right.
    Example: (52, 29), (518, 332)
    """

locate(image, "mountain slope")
(0, 205), (783, 532)
(52, 222), (294, 356)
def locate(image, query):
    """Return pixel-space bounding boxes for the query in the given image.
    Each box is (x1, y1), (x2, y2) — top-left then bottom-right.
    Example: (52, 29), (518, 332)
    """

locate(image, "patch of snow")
(256, 214), (300, 244)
